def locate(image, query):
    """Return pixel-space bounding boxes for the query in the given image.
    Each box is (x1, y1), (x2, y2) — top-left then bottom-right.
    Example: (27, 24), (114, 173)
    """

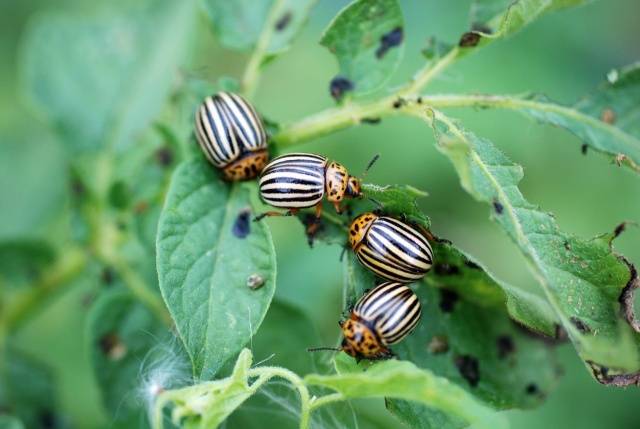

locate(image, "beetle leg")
(305, 203), (323, 236)
(253, 209), (298, 222)
(333, 201), (343, 214)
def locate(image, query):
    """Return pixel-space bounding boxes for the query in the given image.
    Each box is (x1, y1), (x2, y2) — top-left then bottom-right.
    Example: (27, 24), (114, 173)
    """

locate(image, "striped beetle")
(310, 282), (421, 360)
(349, 212), (433, 282)
(256, 153), (378, 223)
(194, 91), (268, 181)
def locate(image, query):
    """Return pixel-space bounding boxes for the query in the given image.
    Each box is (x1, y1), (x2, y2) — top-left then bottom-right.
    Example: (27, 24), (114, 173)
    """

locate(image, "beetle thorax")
(348, 212), (378, 249)
(222, 149), (269, 181)
(325, 161), (349, 203)
(340, 317), (387, 358)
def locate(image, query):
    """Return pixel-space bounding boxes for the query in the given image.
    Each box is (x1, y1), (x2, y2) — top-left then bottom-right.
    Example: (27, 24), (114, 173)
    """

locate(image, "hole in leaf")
(439, 289), (459, 313)
(454, 355), (480, 387)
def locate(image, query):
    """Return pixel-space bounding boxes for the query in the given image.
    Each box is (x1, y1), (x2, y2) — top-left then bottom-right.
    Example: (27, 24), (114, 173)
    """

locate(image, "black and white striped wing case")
(258, 153), (327, 209)
(194, 91), (267, 167)
(356, 216), (433, 282)
(354, 282), (421, 345)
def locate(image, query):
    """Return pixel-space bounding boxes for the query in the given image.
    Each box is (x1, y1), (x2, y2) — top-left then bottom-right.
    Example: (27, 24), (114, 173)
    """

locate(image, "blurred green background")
(2, 0), (640, 428)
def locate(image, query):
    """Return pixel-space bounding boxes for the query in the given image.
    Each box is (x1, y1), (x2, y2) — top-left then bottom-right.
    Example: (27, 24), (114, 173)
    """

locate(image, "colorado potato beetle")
(310, 282), (422, 360)
(194, 91), (268, 181)
(349, 212), (433, 282)
(256, 153), (377, 222)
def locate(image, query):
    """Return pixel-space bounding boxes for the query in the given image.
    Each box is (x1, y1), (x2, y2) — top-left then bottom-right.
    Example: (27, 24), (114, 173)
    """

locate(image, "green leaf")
(343, 256), (559, 426)
(427, 240), (559, 337)
(155, 349), (256, 429)
(203, 0), (316, 53)
(0, 240), (55, 289)
(21, 0), (196, 151)
(362, 183), (430, 229)
(88, 289), (174, 428)
(306, 355), (507, 429)
(0, 347), (61, 429)
(431, 112), (640, 377)
(156, 159), (277, 379)
(512, 64), (640, 172)
(0, 416), (24, 429)
(320, 0), (405, 96)
(472, 0), (587, 37)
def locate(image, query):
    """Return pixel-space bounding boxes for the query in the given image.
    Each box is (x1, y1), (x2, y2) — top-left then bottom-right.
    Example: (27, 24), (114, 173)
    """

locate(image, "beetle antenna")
(362, 154), (380, 178)
(367, 197), (384, 210)
(307, 346), (341, 353)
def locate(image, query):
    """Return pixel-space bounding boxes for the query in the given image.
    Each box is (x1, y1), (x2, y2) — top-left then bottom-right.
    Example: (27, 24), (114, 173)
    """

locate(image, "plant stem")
(248, 366), (312, 429)
(241, 0), (287, 97)
(397, 47), (461, 97)
(1, 246), (87, 333)
(309, 392), (345, 411)
(108, 255), (173, 327)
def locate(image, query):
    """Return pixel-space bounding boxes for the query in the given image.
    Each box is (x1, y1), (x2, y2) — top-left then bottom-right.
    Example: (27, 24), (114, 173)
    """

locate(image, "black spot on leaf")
(496, 335), (515, 359)
(155, 147), (174, 167)
(493, 200), (504, 214)
(434, 263), (460, 276)
(329, 76), (354, 101)
(376, 26), (403, 59)
(275, 11), (292, 31)
(70, 177), (85, 197)
(39, 409), (57, 429)
(581, 144), (588, 155)
(233, 209), (251, 238)
(570, 317), (591, 334)
(525, 383), (539, 395)
(361, 117), (381, 125)
(454, 355), (480, 387)
(459, 31), (481, 47)
(101, 267), (114, 285)
(439, 289), (459, 313)
(392, 98), (405, 109)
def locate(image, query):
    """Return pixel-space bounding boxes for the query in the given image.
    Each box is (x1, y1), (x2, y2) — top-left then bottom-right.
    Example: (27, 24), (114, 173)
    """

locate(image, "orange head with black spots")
(222, 149), (269, 181)
(348, 212), (378, 249)
(340, 316), (390, 359)
(325, 161), (362, 203)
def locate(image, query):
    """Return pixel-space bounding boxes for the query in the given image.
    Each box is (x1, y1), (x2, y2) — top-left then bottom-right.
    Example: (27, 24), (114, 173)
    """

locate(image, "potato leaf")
(431, 112), (640, 379)
(203, 0), (316, 54)
(320, 0), (404, 96)
(343, 256), (559, 427)
(306, 354), (507, 429)
(156, 159), (276, 379)
(87, 289), (176, 428)
(21, 0), (196, 151)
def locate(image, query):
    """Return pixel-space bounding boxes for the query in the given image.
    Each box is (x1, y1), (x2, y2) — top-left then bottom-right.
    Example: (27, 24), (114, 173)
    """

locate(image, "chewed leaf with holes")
(512, 63), (640, 173)
(203, 0), (316, 53)
(307, 353), (507, 429)
(21, 0), (196, 151)
(431, 114), (640, 381)
(343, 256), (559, 427)
(470, 0), (587, 37)
(320, 0), (404, 97)
(157, 159), (276, 379)
(87, 289), (175, 428)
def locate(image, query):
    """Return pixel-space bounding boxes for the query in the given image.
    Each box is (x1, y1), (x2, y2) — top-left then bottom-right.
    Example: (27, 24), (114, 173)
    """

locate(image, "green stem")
(241, 0), (287, 97)
(1, 247), (87, 333)
(397, 47), (461, 97)
(309, 392), (345, 412)
(248, 366), (312, 429)
(108, 255), (173, 327)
